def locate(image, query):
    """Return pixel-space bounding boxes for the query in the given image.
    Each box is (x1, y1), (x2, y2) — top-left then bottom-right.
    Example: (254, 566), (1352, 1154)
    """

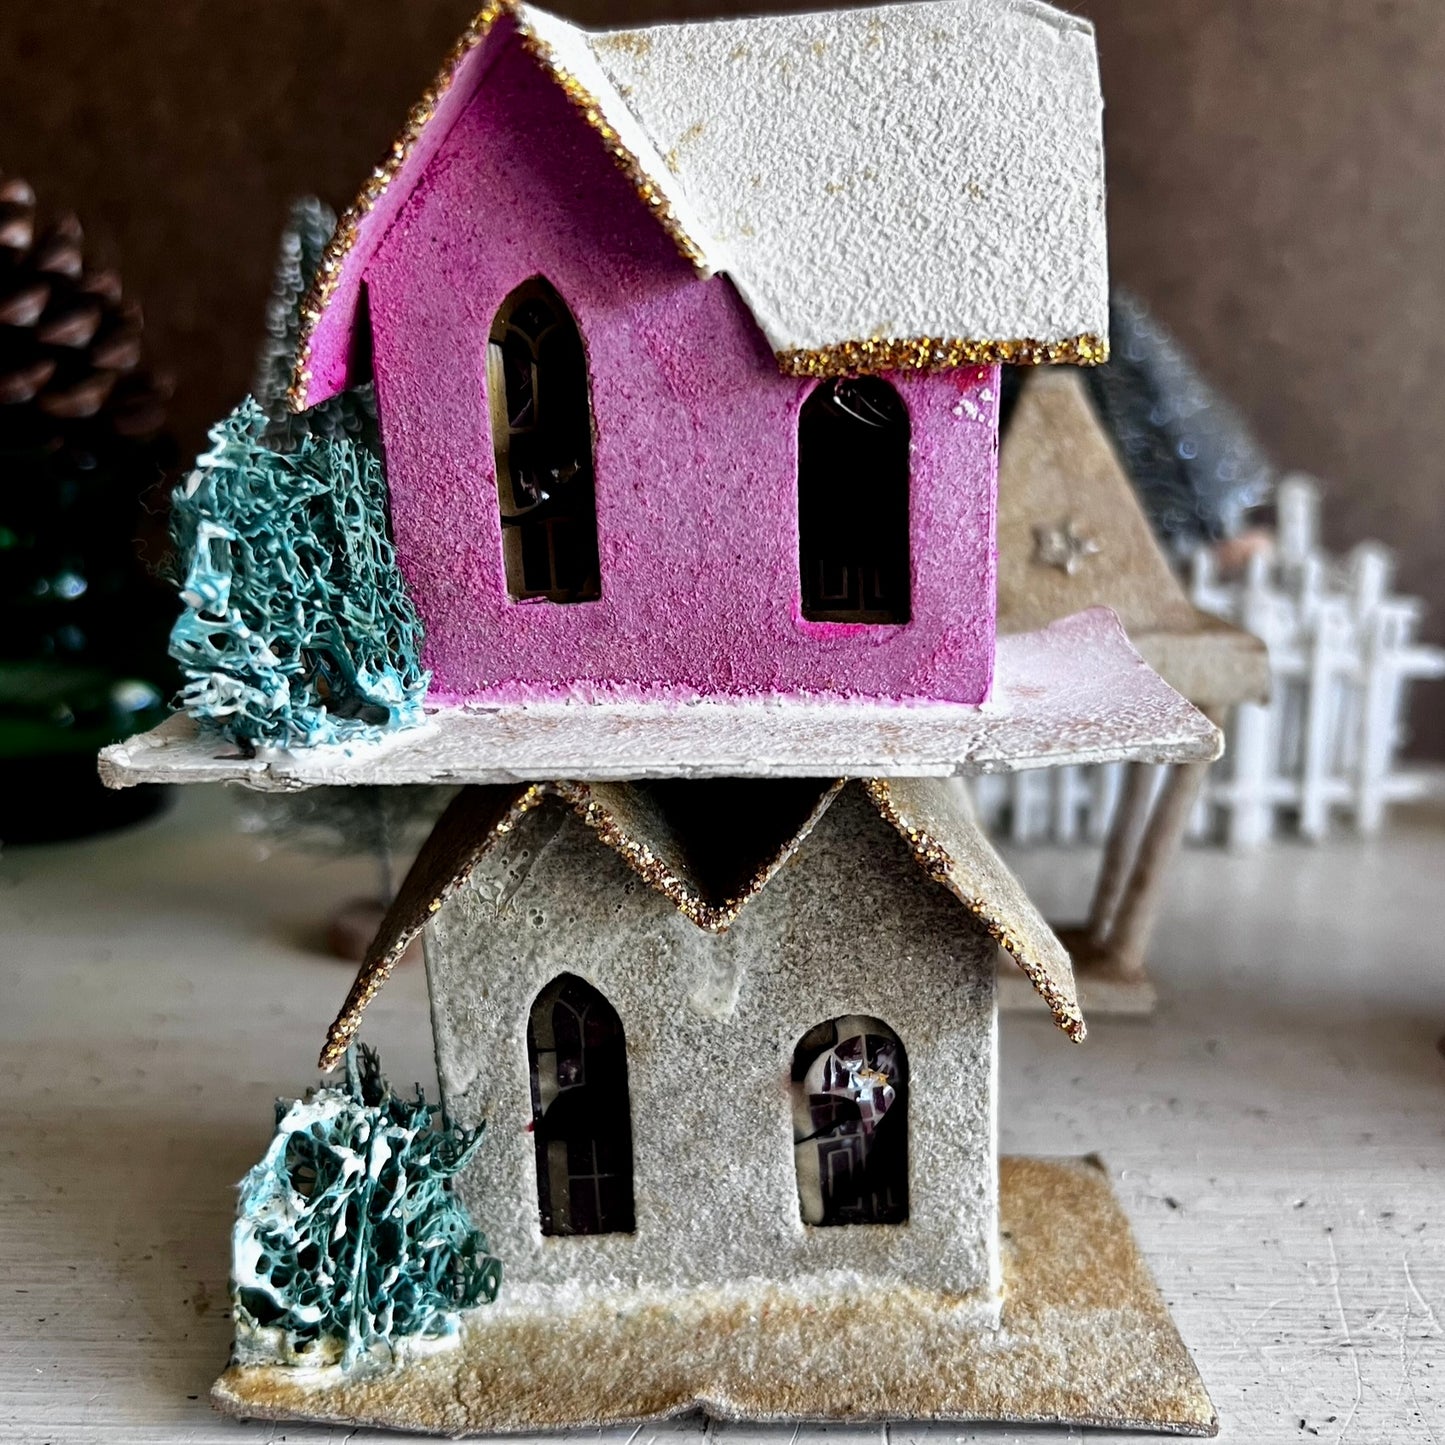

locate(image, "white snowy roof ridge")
(291, 0), (1108, 406)
(520, 0), (1110, 374)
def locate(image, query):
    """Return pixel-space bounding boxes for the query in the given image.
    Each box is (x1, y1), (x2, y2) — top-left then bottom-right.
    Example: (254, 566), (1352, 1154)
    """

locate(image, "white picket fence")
(975, 476), (1445, 849)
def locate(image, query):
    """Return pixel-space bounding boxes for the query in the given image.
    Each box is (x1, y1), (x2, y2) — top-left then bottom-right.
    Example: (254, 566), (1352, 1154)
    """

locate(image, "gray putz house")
(209, 641), (1222, 1432)
(324, 773), (1082, 1326)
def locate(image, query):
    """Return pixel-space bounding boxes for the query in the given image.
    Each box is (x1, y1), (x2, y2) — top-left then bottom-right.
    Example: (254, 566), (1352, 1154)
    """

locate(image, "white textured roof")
(293, 0), (1108, 405)
(521, 0), (1108, 368)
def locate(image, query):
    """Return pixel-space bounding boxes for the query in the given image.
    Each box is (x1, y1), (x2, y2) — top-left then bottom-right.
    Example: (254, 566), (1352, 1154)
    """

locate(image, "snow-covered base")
(211, 1157), (1218, 1437)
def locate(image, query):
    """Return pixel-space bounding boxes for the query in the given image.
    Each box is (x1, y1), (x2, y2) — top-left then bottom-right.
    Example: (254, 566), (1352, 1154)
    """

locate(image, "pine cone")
(0, 175), (172, 450)
(0, 173), (178, 681)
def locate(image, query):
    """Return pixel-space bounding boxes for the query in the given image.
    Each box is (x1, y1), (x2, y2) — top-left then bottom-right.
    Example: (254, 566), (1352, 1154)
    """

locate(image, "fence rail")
(976, 476), (1445, 849)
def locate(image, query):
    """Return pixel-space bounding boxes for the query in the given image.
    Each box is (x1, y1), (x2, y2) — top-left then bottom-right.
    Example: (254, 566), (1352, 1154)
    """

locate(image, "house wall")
(366, 28), (1000, 706)
(426, 785), (1001, 1317)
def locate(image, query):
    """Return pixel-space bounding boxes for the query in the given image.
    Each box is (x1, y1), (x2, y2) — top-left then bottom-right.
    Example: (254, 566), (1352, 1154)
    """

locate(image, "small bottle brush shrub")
(231, 1046), (501, 1368)
(168, 198), (422, 750)
(169, 397), (428, 748)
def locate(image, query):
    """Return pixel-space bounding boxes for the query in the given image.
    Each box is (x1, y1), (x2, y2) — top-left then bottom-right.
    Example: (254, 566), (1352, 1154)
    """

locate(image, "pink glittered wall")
(5, 1), (1443, 735)
(366, 27), (998, 702)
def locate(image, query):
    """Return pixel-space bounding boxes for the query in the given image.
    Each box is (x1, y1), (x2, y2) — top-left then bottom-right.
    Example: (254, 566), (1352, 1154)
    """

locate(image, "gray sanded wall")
(427, 785), (1000, 1314)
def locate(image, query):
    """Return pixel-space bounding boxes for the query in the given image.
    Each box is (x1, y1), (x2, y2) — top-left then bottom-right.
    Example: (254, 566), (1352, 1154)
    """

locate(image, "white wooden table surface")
(2, 786), (1442, 1444)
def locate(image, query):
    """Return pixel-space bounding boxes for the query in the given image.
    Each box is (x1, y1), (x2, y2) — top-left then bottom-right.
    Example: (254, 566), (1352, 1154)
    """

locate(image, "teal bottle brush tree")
(168, 199), (427, 753)
(232, 1045), (501, 1369)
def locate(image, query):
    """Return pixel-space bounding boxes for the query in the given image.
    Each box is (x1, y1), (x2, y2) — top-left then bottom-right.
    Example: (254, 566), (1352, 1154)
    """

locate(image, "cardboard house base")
(212, 1156), (1216, 1437)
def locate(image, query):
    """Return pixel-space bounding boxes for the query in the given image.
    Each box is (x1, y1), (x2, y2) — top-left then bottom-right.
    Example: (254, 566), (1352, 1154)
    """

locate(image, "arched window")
(798, 378), (911, 624)
(791, 1015), (908, 1227)
(526, 974), (634, 1236)
(488, 279), (601, 603)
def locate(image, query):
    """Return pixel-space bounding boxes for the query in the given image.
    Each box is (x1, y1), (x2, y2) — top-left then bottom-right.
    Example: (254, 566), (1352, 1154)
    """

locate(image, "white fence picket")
(976, 476), (1445, 849)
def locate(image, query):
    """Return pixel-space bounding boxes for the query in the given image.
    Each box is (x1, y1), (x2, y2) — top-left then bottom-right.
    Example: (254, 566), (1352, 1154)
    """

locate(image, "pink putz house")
(97, 3), (1229, 1434)
(289, 0), (1109, 708)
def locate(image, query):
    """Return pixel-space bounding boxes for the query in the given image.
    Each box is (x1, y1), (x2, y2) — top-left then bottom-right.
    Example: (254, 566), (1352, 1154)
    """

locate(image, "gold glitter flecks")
(555, 779), (844, 935)
(317, 781), (546, 1071)
(862, 779), (1086, 1042)
(516, 25), (708, 273)
(570, 794), (738, 932)
(663, 122), (706, 178)
(593, 31), (652, 57)
(288, 0), (512, 413)
(777, 333), (1109, 379)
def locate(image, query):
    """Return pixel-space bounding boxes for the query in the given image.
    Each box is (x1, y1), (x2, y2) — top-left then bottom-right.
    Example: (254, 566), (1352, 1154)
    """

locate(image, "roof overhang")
(317, 774), (1084, 1070)
(291, 0), (1108, 409)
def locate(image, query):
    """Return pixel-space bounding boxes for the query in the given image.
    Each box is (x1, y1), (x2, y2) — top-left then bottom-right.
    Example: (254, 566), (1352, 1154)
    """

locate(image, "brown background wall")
(5, 1), (1443, 751)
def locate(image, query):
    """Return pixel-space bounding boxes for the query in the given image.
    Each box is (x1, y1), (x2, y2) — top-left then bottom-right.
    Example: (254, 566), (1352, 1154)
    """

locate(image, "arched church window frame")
(791, 1015), (909, 1227)
(797, 377), (912, 624)
(487, 278), (602, 604)
(526, 973), (635, 1237)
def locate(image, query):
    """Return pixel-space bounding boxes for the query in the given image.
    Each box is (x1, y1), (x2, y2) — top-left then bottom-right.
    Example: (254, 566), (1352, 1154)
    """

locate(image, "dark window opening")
(527, 973), (634, 1236)
(620, 777), (839, 911)
(792, 1015), (908, 1227)
(488, 279), (601, 603)
(798, 378), (911, 624)
(351, 281), (376, 388)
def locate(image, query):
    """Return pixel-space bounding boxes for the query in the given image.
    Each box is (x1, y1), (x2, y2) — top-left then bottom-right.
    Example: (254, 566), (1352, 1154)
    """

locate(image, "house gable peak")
(317, 775), (1083, 1069)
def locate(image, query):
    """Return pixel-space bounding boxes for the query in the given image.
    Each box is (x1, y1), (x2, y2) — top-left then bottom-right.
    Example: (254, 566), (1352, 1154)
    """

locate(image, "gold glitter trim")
(288, 0), (1102, 409)
(289, 1), (512, 413)
(318, 782), (545, 1070)
(288, 0), (708, 411)
(514, 24), (707, 272)
(777, 333), (1108, 378)
(319, 774), (1083, 1068)
(555, 779), (844, 934)
(862, 779), (1085, 1041)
